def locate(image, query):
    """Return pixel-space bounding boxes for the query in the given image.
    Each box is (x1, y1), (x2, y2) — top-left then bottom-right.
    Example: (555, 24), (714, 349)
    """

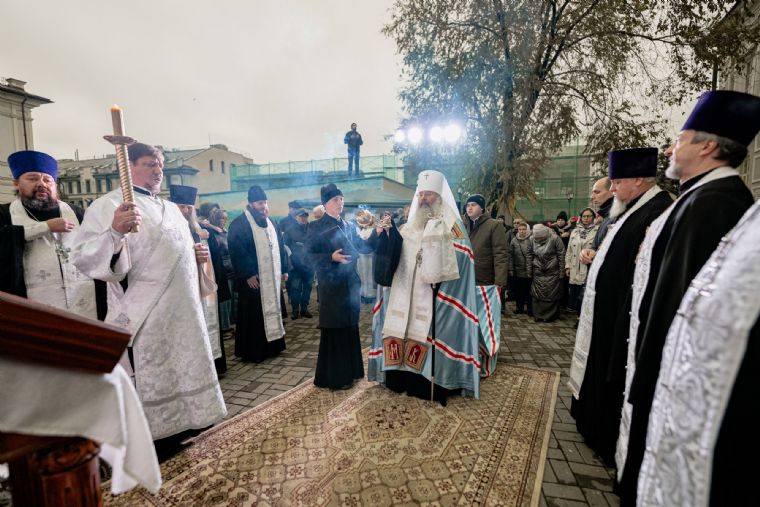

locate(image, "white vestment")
(10, 199), (96, 318)
(637, 200), (760, 507)
(616, 167), (738, 473)
(71, 189), (226, 439)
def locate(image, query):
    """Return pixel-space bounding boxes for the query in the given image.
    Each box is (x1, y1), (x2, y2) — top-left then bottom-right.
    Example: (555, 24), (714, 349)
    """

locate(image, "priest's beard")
(665, 159), (682, 180)
(609, 197), (628, 220)
(248, 206), (268, 226)
(410, 200), (443, 231)
(21, 189), (58, 211)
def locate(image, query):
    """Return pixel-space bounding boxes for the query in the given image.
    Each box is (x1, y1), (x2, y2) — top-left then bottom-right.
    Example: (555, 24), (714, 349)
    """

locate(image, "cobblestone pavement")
(216, 298), (620, 507)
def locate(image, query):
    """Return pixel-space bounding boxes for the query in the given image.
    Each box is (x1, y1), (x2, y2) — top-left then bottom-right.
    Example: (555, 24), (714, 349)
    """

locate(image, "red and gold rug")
(107, 364), (558, 506)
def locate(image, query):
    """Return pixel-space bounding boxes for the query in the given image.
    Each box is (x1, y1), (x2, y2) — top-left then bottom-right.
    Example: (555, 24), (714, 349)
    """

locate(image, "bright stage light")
(408, 127), (423, 144)
(444, 124), (462, 143)
(394, 130), (406, 143)
(429, 125), (444, 143)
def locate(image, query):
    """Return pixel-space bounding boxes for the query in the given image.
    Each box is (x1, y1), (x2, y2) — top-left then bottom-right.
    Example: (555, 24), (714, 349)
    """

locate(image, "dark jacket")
(305, 213), (376, 328)
(203, 223), (233, 302)
(465, 214), (509, 286)
(531, 234), (565, 302)
(283, 221), (312, 272)
(228, 209), (288, 294)
(344, 130), (363, 150)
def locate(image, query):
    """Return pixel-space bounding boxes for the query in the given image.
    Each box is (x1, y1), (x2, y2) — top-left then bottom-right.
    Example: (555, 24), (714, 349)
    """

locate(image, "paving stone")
(574, 441), (604, 466)
(542, 460), (557, 483)
(576, 475), (614, 492)
(604, 492), (621, 507)
(546, 448), (565, 460)
(582, 488), (609, 507)
(553, 430), (585, 442)
(542, 484), (585, 501)
(549, 460), (577, 485)
(545, 498), (588, 507)
(557, 440), (584, 463)
(568, 462), (611, 479)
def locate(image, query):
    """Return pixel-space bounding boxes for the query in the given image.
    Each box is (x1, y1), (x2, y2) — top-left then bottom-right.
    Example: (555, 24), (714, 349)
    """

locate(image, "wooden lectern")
(0, 291), (131, 506)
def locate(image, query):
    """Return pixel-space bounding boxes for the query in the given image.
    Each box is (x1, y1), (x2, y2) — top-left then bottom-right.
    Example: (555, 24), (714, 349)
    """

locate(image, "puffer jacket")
(565, 223), (599, 285)
(509, 233), (534, 278)
(531, 234), (565, 302)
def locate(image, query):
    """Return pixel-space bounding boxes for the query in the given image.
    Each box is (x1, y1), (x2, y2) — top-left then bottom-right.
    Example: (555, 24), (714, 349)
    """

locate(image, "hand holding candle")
(104, 104), (139, 232)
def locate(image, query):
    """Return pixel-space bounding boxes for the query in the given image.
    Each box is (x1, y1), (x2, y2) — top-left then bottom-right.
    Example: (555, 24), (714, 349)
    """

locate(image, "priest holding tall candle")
(71, 138), (226, 443)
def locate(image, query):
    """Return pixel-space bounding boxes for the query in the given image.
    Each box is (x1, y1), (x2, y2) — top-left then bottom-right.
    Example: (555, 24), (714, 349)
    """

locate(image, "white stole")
(637, 200), (760, 507)
(244, 210), (284, 342)
(382, 218), (459, 343)
(568, 185), (664, 398)
(616, 166), (741, 474)
(10, 199), (96, 319)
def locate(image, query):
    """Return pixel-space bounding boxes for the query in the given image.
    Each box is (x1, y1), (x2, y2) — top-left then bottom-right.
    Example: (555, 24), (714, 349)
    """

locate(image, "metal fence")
(231, 154), (406, 183)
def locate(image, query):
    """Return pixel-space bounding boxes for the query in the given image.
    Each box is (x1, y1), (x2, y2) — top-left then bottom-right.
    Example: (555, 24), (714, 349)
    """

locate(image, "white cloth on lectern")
(0, 359), (161, 494)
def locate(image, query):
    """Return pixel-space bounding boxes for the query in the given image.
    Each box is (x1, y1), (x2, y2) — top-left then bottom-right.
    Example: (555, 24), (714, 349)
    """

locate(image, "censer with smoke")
(354, 206), (377, 240)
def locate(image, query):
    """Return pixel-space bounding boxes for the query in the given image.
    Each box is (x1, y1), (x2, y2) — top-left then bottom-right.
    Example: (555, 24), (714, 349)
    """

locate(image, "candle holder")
(103, 105), (139, 232)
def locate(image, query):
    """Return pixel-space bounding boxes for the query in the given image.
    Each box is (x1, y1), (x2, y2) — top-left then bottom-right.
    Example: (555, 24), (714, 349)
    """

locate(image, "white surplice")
(71, 189), (226, 440)
(9, 198), (96, 318)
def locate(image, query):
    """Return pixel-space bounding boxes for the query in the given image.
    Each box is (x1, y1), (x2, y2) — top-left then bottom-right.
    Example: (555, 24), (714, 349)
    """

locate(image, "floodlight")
(408, 127), (423, 144)
(429, 125), (444, 143)
(444, 124), (462, 143)
(394, 130), (406, 143)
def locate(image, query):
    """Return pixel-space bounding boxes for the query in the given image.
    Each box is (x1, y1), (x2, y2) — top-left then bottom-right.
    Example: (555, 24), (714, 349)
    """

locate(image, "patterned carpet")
(107, 363), (558, 506)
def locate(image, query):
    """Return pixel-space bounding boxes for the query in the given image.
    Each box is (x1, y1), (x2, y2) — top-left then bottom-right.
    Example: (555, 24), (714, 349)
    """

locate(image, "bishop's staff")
(103, 105), (139, 232)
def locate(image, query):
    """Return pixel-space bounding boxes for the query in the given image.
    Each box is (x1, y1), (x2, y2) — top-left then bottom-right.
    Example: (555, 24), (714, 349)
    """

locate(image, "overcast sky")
(2, 0), (403, 162)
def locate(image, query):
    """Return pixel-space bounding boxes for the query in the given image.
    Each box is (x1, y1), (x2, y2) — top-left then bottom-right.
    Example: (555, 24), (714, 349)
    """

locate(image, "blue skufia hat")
(7, 150), (58, 180)
(607, 147), (658, 180)
(682, 90), (760, 146)
(169, 184), (198, 205)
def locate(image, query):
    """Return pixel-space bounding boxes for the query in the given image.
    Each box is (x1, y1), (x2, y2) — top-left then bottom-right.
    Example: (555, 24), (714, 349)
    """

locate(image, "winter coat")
(531, 234), (565, 302)
(465, 215), (509, 286)
(203, 223), (234, 302)
(283, 221), (312, 273)
(565, 223), (599, 285)
(509, 233), (534, 278)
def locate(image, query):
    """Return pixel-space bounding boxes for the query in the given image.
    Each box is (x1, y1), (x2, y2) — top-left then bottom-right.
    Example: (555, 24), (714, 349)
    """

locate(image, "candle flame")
(111, 104), (121, 111)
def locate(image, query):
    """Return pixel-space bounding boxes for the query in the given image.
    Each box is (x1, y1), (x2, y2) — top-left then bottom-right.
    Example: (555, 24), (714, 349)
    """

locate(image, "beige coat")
(565, 223), (599, 285)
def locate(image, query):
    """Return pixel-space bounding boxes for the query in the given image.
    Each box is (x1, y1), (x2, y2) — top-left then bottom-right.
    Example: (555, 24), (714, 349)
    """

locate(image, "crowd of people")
(1, 89), (758, 505)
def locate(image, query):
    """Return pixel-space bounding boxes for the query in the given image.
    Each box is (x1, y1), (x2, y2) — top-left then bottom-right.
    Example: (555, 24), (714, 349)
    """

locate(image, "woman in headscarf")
(508, 220), (534, 315)
(530, 224), (565, 322)
(564, 207), (599, 313)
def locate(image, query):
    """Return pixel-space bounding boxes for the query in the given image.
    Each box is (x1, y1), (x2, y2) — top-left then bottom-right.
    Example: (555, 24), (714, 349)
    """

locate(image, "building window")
(209, 159), (214, 172)
(76, 181), (82, 194)
(96, 179), (102, 193)
(67, 181), (73, 194)
(106, 179), (112, 192)
(85, 179), (91, 193)
(221, 161), (225, 174)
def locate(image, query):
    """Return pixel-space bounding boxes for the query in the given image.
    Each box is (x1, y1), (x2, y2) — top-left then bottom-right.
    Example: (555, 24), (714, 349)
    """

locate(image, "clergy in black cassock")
(568, 148), (672, 467)
(617, 90), (760, 506)
(0, 150), (106, 319)
(306, 183), (377, 390)
(228, 185), (288, 363)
